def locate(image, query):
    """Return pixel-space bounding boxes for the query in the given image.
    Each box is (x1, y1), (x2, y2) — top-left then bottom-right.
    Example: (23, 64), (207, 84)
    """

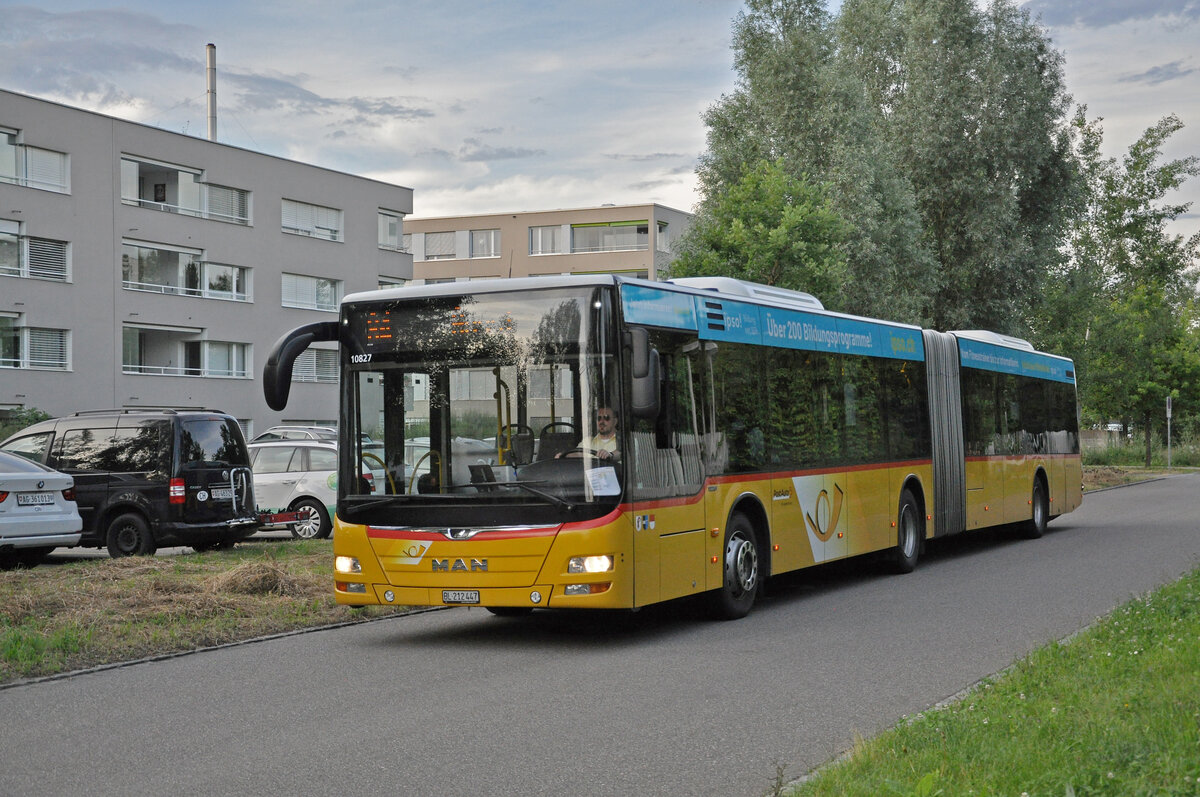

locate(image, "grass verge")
(0, 540), (404, 684)
(786, 566), (1200, 796)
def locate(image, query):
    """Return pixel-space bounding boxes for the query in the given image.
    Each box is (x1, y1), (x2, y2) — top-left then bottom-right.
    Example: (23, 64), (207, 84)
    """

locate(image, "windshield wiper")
(340, 495), (407, 514)
(505, 480), (574, 510)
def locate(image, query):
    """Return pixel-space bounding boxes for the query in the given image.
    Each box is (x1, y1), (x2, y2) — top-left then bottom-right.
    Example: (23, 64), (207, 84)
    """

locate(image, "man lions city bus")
(263, 275), (1081, 620)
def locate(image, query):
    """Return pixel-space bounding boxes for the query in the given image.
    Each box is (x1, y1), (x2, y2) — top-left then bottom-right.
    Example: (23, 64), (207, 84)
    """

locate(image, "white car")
(0, 450), (83, 568)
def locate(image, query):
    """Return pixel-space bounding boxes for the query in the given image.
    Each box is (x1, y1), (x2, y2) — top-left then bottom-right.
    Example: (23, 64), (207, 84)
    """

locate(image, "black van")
(0, 409), (257, 557)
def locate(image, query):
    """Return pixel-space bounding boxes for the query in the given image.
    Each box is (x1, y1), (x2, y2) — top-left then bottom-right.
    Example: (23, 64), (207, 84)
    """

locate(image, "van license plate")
(443, 590), (479, 604)
(17, 493), (54, 506)
(211, 488), (233, 500)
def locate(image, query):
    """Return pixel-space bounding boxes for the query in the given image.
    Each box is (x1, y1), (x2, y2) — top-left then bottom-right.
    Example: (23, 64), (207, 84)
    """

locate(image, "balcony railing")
(122, 279), (248, 302)
(122, 363), (248, 378)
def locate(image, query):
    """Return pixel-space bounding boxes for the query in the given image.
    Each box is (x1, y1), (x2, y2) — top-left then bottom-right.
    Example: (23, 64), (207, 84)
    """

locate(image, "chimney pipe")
(206, 43), (217, 141)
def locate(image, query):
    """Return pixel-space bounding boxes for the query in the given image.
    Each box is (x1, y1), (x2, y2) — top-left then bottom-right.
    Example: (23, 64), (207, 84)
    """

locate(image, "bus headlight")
(568, 555), (613, 574)
(335, 556), (361, 574)
(564, 583), (611, 596)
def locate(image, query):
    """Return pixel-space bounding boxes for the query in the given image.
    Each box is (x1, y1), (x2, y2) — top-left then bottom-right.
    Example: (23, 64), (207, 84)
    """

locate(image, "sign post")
(1167, 395), (1173, 470)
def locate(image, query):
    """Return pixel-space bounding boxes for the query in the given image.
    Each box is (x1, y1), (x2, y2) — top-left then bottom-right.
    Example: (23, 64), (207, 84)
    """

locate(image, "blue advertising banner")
(958, 337), (1075, 383)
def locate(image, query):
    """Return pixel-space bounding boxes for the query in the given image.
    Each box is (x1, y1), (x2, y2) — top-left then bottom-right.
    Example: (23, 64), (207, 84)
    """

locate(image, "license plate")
(443, 590), (480, 605)
(210, 488), (233, 500)
(17, 492), (54, 506)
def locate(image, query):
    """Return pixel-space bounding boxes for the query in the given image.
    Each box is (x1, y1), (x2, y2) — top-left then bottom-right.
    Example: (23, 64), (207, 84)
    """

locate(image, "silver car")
(0, 450), (83, 568)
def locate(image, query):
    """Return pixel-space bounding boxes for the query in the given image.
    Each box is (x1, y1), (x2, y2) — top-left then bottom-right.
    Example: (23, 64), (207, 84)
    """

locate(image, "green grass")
(0, 539), (406, 683)
(787, 568), (1200, 796)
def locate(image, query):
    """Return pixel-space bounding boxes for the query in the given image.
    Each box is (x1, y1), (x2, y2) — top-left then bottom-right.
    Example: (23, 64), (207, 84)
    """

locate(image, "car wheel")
(290, 499), (330, 539)
(106, 512), (157, 558)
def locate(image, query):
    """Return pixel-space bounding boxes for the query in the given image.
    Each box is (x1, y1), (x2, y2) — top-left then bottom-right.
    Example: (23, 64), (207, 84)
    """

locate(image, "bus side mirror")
(629, 326), (660, 419)
(263, 321), (341, 411)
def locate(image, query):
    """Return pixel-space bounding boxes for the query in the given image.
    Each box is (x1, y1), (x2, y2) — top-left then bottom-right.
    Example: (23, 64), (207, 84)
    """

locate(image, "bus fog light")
(568, 555), (613, 574)
(335, 556), (361, 574)
(384, 590), (395, 603)
(337, 581), (367, 594)
(565, 583), (611, 596)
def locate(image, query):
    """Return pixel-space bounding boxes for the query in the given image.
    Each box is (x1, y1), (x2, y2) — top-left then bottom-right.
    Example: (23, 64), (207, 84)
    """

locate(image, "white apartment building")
(0, 89), (413, 435)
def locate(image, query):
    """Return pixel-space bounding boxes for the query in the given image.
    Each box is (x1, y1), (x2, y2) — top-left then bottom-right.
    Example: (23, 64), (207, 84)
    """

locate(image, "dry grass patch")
(0, 540), (404, 684)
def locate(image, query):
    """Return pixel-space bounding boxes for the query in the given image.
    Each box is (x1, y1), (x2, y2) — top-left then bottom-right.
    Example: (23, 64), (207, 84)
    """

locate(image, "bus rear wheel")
(888, 489), (921, 574)
(1020, 479), (1048, 539)
(708, 513), (760, 620)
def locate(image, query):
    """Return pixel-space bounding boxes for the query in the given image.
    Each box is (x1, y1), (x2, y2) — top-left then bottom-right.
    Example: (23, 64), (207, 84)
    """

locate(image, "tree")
(689, 0), (1074, 331)
(1036, 112), (1200, 463)
(670, 160), (849, 306)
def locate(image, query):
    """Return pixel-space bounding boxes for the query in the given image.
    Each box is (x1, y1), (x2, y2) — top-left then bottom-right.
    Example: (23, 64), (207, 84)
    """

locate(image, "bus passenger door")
(630, 334), (707, 605)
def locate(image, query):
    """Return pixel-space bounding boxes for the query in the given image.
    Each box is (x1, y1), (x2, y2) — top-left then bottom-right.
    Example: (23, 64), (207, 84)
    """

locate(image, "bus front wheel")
(888, 489), (921, 574)
(708, 513), (760, 621)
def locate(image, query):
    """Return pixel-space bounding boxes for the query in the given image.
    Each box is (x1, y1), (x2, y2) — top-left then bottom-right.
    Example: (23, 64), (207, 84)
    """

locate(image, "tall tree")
(693, 0), (935, 324)
(689, 0), (1074, 331)
(1036, 113), (1200, 462)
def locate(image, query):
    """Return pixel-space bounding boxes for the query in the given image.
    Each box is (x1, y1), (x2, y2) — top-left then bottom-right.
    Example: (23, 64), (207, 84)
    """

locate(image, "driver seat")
(537, 430), (580, 461)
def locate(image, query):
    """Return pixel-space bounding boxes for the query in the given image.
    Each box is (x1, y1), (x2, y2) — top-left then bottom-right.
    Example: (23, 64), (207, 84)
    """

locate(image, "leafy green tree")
(1036, 112), (1200, 462)
(690, 0), (1074, 331)
(0, 407), (51, 441)
(670, 159), (850, 307)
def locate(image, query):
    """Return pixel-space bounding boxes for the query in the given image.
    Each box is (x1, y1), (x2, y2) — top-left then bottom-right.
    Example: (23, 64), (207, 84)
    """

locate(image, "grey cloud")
(458, 138), (545, 161)
(606, 153), (687, 162)
(1117, 60), (1197, 86)
(1025, 0), (1200, 28)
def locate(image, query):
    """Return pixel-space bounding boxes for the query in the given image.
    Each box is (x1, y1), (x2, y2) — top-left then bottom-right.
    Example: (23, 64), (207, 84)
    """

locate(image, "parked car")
(250, 425), (337, 443)
(0, 450), (83, 569)
(248, 439), (393, 539)
(0, 409), (257, 557)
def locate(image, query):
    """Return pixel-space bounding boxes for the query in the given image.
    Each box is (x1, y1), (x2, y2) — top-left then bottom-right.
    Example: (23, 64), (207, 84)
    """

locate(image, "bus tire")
(708, 512), (760, 620)
(1020, 478), (1048, 539)
(290, 499), (330, 539)
(106, 512), (157, 558)
(888, 489), (921, 574)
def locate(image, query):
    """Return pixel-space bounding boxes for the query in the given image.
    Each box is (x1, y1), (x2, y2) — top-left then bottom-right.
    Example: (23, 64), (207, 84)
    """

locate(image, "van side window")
(57, 427), (122, 471)
(112, 424), (169, 477)
(1, 432), (53, 463)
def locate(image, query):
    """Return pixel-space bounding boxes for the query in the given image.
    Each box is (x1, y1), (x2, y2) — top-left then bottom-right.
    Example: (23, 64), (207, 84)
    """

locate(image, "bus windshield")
(338, 286), (622, 526)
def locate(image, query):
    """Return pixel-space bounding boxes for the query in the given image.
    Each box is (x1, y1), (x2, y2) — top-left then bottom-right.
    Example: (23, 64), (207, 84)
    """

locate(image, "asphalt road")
(3, 475), (1199, 797)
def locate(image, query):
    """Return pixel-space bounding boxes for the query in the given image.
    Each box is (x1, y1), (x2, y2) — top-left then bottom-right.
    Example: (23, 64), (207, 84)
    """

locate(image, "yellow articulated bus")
(263, 275), (1081, 620)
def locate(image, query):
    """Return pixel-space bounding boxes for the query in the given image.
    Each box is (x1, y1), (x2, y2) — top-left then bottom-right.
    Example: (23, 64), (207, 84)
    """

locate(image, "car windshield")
(339, 285), (623, 526)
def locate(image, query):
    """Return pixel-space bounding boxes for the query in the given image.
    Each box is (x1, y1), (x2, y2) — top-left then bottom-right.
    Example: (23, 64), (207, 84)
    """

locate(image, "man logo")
(431, 558), (488, 572)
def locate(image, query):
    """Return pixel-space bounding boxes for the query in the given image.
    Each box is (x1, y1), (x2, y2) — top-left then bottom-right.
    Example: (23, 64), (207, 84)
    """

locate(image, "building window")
(0, 129), (69, 193)
(470, 229), (500, 258)
(0, 220), (69, 281)
(378, 277), (406, 290)
(292, 348), (338, 383)
(0, 315), (69, 370)
(121, 324), (247, 378)
(401, 233), (412, 253)
(656, 221), (670, 253)
(423, 231), (456, 260)
(530, 225), (564, 255)
(120, 156), (249, 224)
(379, 210), (405, 251)
(282, 272), (341, 311)
(121, 240), (250, 301)
(571, 221), (649, 253)
(282, 198), (343, 242)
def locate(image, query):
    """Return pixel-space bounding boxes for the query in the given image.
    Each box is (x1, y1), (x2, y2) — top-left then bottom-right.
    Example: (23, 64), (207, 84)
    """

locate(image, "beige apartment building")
(403, 203), (693, 283)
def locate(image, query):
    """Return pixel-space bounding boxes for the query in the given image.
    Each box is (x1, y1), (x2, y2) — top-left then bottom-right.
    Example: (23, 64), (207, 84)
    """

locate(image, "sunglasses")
(596, 414), (613, 421)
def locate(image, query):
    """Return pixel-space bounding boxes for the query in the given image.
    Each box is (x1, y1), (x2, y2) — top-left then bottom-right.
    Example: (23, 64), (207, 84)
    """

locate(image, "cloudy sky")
(1, 0), (1197, 239)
